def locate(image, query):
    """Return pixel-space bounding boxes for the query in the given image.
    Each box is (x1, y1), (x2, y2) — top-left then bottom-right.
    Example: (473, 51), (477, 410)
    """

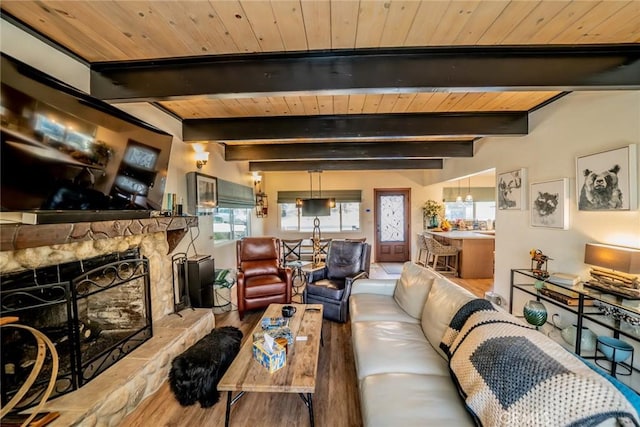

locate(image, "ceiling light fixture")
(298, 171), (336, 216)
(456, 180), (463, 204)
(465, 177), (473, 203)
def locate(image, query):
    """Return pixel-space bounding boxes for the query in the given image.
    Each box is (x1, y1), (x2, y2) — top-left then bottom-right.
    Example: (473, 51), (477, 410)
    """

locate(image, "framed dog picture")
(530, 178), (569, 229)
(497, 168), (526, 210)
(576, 145), (637, 211)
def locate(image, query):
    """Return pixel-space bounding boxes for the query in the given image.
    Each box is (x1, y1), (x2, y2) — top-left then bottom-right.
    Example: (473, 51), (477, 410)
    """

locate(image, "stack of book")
(540, 283), (593, 306)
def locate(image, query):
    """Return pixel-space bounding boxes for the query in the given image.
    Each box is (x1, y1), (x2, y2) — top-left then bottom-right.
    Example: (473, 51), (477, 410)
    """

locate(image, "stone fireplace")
(0, 216), (216, 426)
(1, 248), (153, 409)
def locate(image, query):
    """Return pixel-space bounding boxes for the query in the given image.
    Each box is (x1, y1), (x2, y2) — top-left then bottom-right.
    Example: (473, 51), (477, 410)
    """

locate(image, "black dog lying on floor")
(169, 326), (243, 408)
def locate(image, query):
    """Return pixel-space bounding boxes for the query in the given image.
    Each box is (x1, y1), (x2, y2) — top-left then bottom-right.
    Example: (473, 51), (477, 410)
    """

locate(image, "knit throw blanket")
(440, 299), (640, 427)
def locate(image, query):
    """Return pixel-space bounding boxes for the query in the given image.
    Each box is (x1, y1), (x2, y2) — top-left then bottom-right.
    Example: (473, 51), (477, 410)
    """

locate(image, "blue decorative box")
(252, 338), (286, 373)
(261, 317), (289, 330)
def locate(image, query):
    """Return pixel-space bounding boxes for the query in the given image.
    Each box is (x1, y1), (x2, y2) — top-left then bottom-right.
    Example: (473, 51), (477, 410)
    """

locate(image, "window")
(444, 201), (496, 222)
(213, 207), (250, 241)
(280, 202), (361, 232)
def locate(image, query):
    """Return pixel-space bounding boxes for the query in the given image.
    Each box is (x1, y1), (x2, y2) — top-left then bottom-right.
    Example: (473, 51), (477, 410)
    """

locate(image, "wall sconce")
(255, 193), (268, 218)
(253, 172), (267, 218)
(195, 151), (209, 169)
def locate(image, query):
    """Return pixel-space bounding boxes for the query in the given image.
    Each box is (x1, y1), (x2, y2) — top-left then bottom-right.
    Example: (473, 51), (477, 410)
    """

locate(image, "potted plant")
(423, 200), (443, 229)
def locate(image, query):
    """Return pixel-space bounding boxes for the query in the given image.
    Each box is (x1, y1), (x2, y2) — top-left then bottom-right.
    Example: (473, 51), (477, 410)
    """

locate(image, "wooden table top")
(218, 303), (323, 394)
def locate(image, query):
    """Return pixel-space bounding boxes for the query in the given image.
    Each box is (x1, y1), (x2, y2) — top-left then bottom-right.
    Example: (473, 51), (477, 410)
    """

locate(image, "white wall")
(426, 91), (640, 302)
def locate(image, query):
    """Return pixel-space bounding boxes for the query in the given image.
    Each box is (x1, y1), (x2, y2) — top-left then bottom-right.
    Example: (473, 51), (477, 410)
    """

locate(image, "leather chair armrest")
(236, 271), (246, 291)
(278, 266), (293, 282)
(306, 267), (328, 284)
(345, 270), (368, 287)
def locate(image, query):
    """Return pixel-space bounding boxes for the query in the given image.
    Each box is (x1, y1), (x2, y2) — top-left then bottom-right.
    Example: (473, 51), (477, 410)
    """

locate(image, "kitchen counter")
(425, 230), (495, 240)
(424, 230), (495, 279)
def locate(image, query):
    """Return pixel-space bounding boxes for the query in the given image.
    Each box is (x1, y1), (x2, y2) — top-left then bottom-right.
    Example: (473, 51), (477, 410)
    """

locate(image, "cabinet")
(510, 268), (640, 391)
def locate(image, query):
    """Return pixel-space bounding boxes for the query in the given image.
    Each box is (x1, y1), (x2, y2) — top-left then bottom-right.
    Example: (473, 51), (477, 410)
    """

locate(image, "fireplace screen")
(1, 249), (152, 410)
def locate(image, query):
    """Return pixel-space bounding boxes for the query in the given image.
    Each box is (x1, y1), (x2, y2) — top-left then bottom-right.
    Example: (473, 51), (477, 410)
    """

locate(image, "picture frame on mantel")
(186, 172), (217, 215)
(530, 178), (569, 230)
(576, 144), (637, 211)
(497, 168), (526, 210)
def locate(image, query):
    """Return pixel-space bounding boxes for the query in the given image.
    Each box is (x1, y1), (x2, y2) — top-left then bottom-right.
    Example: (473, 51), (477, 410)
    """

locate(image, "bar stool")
(595, 335), (634, 378)
(425, 237), (459, 276)
(416, 234), (429, 266)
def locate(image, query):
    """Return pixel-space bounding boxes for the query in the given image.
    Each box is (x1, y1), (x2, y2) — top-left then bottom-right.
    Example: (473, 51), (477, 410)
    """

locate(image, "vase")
(561, 325), (597, 352)
(523, 300), (547, 329)
(428, 215), (439, 228)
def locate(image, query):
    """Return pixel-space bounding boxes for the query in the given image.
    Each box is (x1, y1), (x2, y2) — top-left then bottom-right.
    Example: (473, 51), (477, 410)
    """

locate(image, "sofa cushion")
(305, 279), (344, 299)
(359, 373), (474, 427)
(421, 277), (475, 359)
(351, 278), (397, 296)
(350, 294), (419, 324)
(392, 262), (435, 319)
(351, 321), (448, 380)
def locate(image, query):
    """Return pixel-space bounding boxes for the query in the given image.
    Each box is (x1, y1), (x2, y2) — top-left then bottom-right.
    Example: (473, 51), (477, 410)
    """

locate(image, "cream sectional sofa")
(350, 262), (476, 426)
(349, 262), (640, 427)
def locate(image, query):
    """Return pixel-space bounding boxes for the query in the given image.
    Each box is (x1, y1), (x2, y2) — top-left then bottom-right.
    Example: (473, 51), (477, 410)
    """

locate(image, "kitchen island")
(423, 230), (495, 279)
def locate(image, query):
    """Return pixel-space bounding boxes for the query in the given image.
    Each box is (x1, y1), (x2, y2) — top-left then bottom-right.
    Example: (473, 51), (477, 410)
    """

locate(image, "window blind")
(277, 190), (362, 204)
(217, 178), (255, 208)
(442, 187), (495, 202)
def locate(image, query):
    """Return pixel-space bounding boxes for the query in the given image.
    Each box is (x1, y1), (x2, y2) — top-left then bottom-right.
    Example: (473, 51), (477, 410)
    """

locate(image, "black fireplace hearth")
(0, 249), (152, 410)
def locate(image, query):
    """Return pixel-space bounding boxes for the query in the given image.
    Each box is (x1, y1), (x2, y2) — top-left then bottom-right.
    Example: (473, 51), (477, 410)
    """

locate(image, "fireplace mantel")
(0, 216), (198, 253)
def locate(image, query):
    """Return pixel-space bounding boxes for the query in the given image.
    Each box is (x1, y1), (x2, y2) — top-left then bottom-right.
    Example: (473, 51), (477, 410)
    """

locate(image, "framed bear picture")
(530, 178), (569, 229)
(576, 145), (637, 211)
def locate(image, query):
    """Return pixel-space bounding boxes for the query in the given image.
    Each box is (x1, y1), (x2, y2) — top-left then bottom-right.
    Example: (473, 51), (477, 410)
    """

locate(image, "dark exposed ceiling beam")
(225, 141), (474, 161)
(249, 159), (444, 171)
(90, 45), (640, 102)
(184, 112), (527, 141)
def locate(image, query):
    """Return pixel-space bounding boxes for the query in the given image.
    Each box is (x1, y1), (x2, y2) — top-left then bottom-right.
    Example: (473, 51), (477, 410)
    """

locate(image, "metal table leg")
(224, 390), (245, 427)
(299, 393), (314, 427)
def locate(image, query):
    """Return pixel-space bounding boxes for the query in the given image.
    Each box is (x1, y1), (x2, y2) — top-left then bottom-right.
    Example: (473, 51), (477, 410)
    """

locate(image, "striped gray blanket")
(440, 299), (640, 426)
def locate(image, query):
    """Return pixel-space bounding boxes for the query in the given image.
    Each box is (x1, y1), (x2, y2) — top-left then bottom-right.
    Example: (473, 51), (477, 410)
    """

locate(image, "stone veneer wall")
(0, 232), (174, 322)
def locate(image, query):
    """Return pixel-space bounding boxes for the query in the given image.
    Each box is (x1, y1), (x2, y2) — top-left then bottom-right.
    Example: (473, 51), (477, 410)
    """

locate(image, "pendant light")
(465, 177), (473, 203)
(456, 180), (463, 204)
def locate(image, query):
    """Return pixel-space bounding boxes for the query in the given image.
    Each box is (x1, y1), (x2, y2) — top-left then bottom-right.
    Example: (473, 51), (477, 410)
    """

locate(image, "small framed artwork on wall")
(576, 144), (637, 211)
(497, 168), (526, 210)
(186, 172), (217, 215)
(530, 178), (569, 229)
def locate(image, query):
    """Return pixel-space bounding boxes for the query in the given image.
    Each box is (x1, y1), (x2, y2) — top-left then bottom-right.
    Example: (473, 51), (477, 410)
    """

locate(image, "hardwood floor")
(121, 309), (361, 427)
(120, 263), (491, 427)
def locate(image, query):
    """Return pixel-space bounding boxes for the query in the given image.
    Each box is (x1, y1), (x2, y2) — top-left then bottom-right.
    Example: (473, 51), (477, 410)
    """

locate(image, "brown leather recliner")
(236, 237), (293, 320)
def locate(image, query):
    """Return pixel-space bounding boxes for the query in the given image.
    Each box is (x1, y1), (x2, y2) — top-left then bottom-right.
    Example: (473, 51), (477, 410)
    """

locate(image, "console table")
(510, 268), (640, 391)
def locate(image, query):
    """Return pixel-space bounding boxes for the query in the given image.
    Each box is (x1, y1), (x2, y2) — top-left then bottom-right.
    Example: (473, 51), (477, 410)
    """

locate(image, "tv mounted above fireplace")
(0, 54), (173, 224)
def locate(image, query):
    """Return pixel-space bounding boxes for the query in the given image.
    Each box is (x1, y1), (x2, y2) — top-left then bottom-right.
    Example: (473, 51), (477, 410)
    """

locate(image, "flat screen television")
(1, 54), (173, 224)
(301, 198), (332, 217)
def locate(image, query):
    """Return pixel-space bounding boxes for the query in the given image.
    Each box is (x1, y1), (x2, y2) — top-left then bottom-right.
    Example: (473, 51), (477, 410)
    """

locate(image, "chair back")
(236, 237), (281, 277)
(425, 236), (457, 255)
(325, 240), (371, 280)
(417, 234), (428, 250)
(318, 238), (332, 258)
(281, 239), (303, 265)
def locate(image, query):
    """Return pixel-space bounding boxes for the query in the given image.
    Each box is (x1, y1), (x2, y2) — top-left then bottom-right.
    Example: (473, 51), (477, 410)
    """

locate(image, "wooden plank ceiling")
(2, 0), (640, 171)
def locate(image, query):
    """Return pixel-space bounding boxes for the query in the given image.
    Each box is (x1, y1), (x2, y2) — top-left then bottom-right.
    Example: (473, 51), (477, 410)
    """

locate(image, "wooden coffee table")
(218, 303), (323, 426)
